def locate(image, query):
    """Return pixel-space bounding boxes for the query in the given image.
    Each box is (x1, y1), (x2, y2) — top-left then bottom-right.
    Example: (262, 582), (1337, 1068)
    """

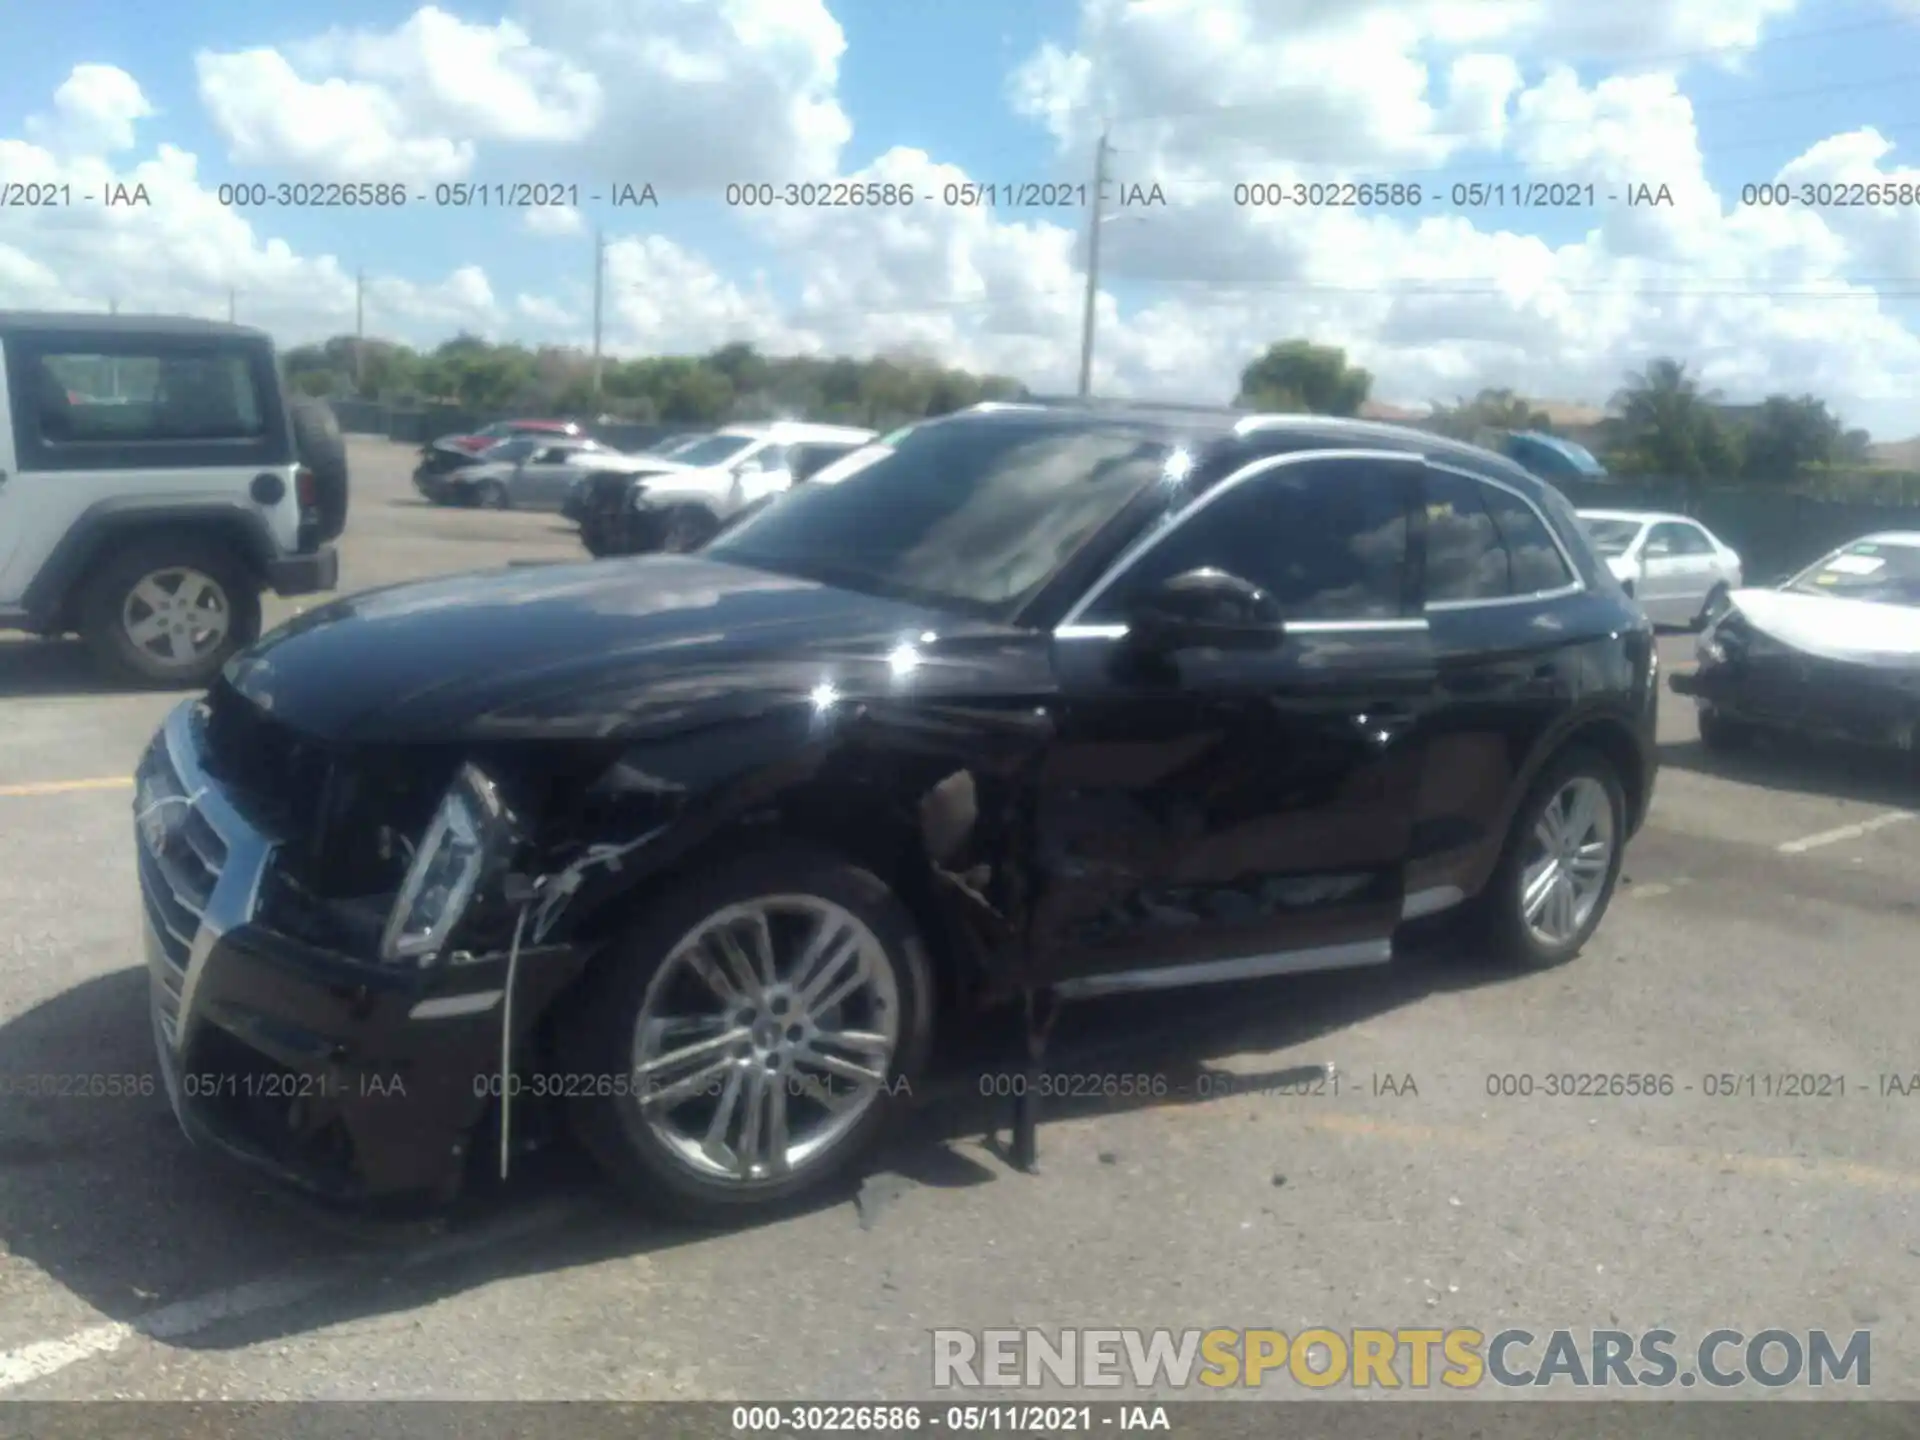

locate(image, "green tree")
(1737, 394), (1842, 482)
(1236, 339), (1371, 416)
(1608, 358), (1739, 492)
(1426, 387), (1552, 442)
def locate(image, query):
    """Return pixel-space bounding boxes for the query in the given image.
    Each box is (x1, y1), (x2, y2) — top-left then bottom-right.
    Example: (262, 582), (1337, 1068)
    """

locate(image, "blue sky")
(8, 0), (1920, 434)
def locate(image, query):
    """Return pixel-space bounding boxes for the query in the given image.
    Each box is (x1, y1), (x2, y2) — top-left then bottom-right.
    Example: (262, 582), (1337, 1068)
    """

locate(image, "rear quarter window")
(32, 349), (264, 443)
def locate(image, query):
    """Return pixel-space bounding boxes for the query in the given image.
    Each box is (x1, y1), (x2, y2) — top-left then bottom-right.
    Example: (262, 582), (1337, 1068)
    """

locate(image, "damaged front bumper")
(1671, 657), (1919, 750)
(136, 701), (583, 1206)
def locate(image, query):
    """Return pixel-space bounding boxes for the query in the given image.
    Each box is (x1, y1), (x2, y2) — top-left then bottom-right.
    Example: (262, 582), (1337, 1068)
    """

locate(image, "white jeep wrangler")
(0, 313), (346, 687)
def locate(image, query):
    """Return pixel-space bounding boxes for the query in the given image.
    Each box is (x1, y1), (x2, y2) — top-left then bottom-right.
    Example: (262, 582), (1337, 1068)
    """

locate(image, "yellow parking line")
(1304, 1112), (1920, 1192)
(0, 777), (133, 798)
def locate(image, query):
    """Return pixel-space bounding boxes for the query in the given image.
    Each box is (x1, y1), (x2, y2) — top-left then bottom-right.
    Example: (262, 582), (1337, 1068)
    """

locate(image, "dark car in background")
(1671, 531), (1920, 759)
(134, 401), (1655, 1223)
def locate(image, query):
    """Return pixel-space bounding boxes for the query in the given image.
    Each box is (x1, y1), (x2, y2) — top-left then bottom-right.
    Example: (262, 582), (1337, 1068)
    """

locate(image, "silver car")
(1578, 509), (1744, 628)
(450, 436), (615, 511)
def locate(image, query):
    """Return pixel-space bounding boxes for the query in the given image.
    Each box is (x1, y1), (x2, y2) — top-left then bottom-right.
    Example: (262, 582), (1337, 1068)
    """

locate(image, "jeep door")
(0, 331), (296, 612)
(1034, 451), (1436, 995)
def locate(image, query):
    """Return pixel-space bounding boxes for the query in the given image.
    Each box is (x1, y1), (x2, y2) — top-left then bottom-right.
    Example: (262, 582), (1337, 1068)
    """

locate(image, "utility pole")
(227, 287), (236, 322)
(591, 228), (605, 402)
(354, 269), (366, 392)
(1076, 126), (1111, 399)
(108, 297), (119, 315)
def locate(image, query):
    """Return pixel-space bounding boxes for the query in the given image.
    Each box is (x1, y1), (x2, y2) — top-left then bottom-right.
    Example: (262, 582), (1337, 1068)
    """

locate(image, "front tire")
(476, 480), (510, 510)
(1478, 746), (1627, 970)
(568, 844), (935, 1223)
(77, 537), (262, 689)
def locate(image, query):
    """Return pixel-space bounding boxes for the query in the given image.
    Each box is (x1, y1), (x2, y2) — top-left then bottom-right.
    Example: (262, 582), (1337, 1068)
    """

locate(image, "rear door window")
(33, 350), (264, 443)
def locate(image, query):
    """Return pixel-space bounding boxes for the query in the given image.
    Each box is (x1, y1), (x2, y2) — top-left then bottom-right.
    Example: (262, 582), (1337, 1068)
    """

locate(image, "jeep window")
(668, 433), (757, 468)
(1085, 457), (1411, 622)
(1424, 470), (1510, 602)
(34, 350), (264, 443)
(708, 418), (1176, 616)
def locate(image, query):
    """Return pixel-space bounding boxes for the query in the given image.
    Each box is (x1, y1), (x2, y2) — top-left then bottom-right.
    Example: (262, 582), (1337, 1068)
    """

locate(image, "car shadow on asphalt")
(0, 638), (189, 699)
(0, 936), (1513, 1354)
(1660, 736), (1916, 808)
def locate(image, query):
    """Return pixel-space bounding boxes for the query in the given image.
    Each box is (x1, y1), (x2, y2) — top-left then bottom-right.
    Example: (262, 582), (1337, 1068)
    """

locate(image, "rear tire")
(1476, 746), (1627, 970)
(77, 536), (262, 689)
(288, 396), (349, 541)
(476, 480), (510, 510)
(567, 844), (935, 1224)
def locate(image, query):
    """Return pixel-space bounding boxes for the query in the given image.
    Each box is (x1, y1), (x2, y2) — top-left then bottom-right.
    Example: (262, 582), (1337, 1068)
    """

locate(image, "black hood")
(221, 556), (1041, 745)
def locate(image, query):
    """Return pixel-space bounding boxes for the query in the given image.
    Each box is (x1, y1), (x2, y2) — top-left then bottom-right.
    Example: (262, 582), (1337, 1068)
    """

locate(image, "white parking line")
(1777, 811), (1916, 855)
(0, 1196), (586, 1394)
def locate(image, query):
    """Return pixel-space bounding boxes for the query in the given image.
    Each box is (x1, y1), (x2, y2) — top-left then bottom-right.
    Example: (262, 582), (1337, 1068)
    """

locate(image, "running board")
(1054, 938), (1391, 1000)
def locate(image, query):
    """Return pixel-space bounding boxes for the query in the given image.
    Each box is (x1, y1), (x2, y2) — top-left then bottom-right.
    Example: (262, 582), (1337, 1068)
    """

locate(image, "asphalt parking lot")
(1, 437), (1917, 1403)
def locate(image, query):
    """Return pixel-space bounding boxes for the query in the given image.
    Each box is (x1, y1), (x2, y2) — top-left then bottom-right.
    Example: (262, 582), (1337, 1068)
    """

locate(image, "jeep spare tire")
(289, 396), (349, 542)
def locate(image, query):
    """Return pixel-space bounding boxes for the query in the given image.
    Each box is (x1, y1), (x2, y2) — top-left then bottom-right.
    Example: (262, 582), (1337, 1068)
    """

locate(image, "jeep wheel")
(568, 844), (935, 1224)
(660, 505), (720, 553)
(78, 539), (261, 689)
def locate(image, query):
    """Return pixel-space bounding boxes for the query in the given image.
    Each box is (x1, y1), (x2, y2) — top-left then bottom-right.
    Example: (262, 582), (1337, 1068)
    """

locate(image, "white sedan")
(1577, 509), (1744, 628)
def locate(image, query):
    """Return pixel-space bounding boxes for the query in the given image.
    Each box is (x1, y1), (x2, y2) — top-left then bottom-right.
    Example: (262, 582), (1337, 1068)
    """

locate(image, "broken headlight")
(379, 765), (507, 965)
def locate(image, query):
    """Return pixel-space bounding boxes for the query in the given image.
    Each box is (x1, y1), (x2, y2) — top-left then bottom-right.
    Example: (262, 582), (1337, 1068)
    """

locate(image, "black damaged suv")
(134, 401), (1656, 1220)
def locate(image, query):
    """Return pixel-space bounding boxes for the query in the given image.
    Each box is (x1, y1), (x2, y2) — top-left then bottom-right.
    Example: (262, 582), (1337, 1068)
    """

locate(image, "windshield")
(707, 418), (1175, 615)
(1784, 540), (1920, 607)
(668, 433), (757, 468)
(1580, 517), (1642, 556)
(650, 433), (706, 457)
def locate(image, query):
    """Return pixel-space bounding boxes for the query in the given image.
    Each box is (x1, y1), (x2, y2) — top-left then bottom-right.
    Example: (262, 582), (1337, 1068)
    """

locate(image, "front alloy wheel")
(632, 897), (899, 1184)
(570, 845), (934, 1221)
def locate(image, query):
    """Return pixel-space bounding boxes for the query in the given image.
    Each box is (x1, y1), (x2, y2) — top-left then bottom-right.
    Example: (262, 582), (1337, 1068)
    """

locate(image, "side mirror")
(1126, 568), (1286, 653)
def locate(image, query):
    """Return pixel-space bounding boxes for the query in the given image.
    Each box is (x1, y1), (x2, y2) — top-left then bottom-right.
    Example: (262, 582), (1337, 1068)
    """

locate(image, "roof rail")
(1020, 393), (1250, 415)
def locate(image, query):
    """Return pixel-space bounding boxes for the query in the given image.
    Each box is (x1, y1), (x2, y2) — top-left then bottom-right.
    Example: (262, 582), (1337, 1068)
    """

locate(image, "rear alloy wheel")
(570, 846), (934, 1223)
(78, 540), (261, 689)
(659, 506), (720, 553)
(476, 480), (510, 510)
(1480, 748), (1626, 969)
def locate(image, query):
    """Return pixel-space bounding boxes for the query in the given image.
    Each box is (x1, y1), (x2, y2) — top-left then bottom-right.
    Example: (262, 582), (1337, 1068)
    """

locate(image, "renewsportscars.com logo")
(931, 1328), (1871, 1391)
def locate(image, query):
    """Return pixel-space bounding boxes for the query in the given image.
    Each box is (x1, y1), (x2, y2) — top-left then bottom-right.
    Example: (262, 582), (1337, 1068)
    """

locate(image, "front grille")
(200, 682), (335, 834)
(136, 738), (230, 1046)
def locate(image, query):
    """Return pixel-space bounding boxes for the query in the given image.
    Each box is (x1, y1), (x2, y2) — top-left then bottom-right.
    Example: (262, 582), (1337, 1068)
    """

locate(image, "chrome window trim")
(1420, 460), (1587, 612)
(1056, 448), (1426, 631)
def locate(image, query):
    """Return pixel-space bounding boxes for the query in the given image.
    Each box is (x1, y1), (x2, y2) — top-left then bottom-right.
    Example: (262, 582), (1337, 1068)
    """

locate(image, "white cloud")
(602, 235), (797, 354)
(525, 203), (585, 237)
(25, 64), (154, 156)
(196, 50), (475, 181)
(193, 0), (847, 190)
